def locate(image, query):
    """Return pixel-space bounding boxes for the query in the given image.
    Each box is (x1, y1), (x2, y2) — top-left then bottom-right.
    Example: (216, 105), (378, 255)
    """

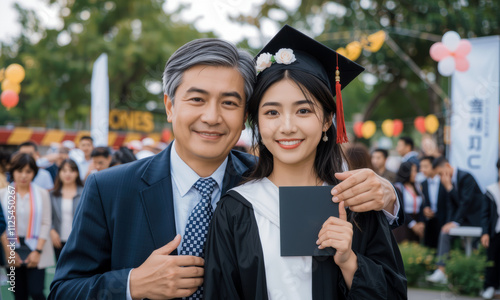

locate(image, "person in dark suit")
(480, 159), (500, 299)
(427, 156), (484, 284)
(419, 156), (449, 248)
(49, 38), (404, 300)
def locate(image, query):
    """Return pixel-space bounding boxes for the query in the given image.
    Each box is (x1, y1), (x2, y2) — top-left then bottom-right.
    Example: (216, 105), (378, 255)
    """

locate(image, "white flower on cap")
(274, 48), (296, 64)
(256, 52), (273, 73)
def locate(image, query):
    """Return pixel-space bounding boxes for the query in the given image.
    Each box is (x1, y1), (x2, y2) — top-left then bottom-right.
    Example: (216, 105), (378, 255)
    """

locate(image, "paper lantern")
(361, 121), (376, 139)
(381, 119), (394, 137)
(353, 121), (363, 138)
(363, 30), (386, 52)
(414, 116), (426, 134)
(425, 114), (439, 134)
(1, 79), (21, 94)
(1, 90), (19, 110)
(5, 64), (25, 84)
(393, 119), (404, 136)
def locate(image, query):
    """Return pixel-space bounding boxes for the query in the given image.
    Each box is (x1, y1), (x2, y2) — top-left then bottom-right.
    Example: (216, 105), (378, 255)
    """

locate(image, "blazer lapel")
(140, 145), (177, 252)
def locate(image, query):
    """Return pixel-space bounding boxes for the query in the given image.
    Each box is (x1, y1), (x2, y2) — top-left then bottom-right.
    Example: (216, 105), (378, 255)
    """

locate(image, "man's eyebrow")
(185, 87), (209, 95)
(221, 91), (243, 102)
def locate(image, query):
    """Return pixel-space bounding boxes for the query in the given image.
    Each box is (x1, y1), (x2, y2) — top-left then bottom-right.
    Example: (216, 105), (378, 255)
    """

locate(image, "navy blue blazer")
(448, 169), (483, 226)
(49, 144), (256, 299)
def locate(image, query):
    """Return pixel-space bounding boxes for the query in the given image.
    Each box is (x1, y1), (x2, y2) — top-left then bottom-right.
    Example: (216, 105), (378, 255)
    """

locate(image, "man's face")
(79, 139), (94, 158)
(420, 159), (434, 178)
(396, 140), (408, 156)
(19, 145), (39, 160)
(92, 156), (111, 172)
(165, 65), (246, 169)
(371, 152), (386, 170)
(435, 163), (451, 178)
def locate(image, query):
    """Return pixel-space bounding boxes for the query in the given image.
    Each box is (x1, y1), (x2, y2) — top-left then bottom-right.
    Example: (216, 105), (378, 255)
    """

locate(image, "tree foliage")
(0, 0), (209, 128)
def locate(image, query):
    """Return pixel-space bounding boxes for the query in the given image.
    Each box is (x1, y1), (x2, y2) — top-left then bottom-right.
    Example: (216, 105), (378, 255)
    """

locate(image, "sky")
(0, 0), (301, 47)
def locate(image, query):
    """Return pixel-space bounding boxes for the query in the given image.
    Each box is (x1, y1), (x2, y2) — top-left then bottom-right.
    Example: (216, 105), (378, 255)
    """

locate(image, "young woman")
(393, 162), (425, 243)
(204, 26), (406, 299)
(50, 159), (84, 260)
(0, 153), (54, 300)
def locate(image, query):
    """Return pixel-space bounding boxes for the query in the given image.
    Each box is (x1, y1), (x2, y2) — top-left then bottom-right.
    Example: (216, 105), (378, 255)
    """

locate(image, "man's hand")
(423, 207), (435, 219)
(25, 251), (41, 268)
(441, 222), (458, 234)
(129, 234), (204, 300)
(481, 234), (490, 248)
(332, 169), (396, 213)
(440, 168), (453, 191)
(412, 222), (425, 238)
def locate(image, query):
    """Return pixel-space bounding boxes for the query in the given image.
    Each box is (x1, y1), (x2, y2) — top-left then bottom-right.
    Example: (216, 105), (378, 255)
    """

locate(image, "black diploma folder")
(279, 186), (339, 256)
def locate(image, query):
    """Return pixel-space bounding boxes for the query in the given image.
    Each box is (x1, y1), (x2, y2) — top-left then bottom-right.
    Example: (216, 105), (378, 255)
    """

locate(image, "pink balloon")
(430, 42), (450, 62)
(454, 40), (471, 58)
(455, 57), (470, 72)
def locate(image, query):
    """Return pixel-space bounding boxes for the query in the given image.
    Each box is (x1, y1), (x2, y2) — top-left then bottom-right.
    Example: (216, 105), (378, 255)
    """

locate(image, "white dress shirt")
(127, 142), (228, 300)
(427, 175), (441, 212)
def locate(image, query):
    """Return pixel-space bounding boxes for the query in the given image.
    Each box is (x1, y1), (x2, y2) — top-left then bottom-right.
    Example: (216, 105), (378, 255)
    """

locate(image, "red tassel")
(335, 66), (348, 144)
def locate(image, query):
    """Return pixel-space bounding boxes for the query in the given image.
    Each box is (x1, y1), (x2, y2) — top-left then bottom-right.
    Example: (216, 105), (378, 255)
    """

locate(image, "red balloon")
(414, 116), (426, 134)
(162, 128), (172, 142)
(353, 121), (364, 138)
(393, 119), (404, 136)
(1, 90), (19, 110)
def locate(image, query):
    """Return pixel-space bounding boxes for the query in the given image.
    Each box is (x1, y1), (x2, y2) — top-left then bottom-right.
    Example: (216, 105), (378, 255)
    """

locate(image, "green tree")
(0, 0), (210, 128)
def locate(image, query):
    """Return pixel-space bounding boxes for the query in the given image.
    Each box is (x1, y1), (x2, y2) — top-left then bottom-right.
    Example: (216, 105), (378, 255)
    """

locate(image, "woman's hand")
(51, 229), (62, 249)
(317, 202), (355, 265)
(25, 251), (41, 268)
(9, 252), (23, 268)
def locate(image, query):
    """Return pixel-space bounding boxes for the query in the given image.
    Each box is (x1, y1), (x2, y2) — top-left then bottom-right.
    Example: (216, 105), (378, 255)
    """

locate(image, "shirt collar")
(170, 141), (228, 197)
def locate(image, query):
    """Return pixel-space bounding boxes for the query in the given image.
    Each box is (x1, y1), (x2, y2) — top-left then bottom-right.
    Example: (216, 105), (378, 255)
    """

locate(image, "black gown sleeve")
(204, 192), (269, 300)
(345, 211), (408, 299)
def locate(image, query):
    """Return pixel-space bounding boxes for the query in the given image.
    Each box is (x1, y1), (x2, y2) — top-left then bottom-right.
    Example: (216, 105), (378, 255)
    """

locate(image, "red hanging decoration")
(335, 53), (348, 143)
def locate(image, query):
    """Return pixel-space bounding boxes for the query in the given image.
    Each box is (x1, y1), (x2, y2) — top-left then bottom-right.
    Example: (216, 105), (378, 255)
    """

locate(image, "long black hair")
(52, 159), (83, 197)
(246, 68), (346, 185)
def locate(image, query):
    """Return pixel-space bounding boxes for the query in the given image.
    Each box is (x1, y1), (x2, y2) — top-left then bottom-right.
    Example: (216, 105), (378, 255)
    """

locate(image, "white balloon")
(438, 57), (455, 76)
(442, 31), (461, 51)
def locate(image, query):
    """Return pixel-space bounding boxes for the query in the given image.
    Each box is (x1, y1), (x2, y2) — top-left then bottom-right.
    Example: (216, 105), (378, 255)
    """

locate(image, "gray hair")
(162, 38), (255, 104)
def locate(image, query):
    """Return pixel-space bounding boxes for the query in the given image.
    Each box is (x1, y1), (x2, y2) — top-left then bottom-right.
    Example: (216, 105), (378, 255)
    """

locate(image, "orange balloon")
(381, 119), (394, 137)
(1, 90), (19, 110)
(353, 121), (363, 138)
(1, 79), (21, 94)
(5, 64), (25, 84)
(393, 119), (404, 136)
(414, 116), (426, 134)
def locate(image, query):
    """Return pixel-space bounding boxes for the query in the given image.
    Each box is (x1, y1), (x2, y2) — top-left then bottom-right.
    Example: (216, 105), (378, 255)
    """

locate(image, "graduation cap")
(255, 25), (365, 143)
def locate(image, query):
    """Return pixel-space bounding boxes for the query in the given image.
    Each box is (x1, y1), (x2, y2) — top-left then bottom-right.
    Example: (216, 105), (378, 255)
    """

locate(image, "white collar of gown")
(231, 178), (313, 300)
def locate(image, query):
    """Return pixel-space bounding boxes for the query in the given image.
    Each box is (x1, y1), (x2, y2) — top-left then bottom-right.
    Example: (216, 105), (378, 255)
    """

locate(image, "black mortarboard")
(255, 25), (365, 143)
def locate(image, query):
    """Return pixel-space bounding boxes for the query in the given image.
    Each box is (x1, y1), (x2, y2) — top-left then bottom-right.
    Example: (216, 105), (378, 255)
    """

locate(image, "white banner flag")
(450, 36), (500, 192)
(91, 53), (110, 147)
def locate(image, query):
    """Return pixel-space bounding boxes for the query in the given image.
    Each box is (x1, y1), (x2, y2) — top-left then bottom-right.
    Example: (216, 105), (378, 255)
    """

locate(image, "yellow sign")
(109, 109), (154, 133)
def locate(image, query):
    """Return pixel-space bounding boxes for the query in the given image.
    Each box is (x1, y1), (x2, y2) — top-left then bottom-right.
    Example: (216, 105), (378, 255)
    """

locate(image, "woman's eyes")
(263, 108), (312, 115)
(297, 108), (312, 114)
(264, 110), (279, 116)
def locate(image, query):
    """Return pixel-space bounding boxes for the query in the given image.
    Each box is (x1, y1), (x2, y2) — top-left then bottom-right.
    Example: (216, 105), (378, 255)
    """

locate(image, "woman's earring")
(322, 131), (328, 142)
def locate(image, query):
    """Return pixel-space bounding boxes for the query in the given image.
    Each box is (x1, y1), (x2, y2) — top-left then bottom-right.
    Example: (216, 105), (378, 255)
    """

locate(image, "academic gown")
(204, 179), (407, 300)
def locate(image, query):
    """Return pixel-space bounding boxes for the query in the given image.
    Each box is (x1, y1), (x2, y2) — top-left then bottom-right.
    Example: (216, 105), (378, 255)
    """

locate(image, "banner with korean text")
(450, 36), (499, 192)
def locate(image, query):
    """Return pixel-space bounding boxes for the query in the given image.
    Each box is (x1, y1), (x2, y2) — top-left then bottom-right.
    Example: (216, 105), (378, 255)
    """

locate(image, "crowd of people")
(345, 136), (500, 299)
(0, 136), (165, 299)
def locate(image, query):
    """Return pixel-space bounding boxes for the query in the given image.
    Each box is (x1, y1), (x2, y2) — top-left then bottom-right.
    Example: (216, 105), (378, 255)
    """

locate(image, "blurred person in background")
(392, 162), (425, 243)
(89, 147), (112, 173)
(480, 159), (500, 300)
(109, 147), (137, 168)
(45, 147), (70, 182)
(419, 156), (448, 249)
(0, 153), (54, 300)
(371, 148), (396, 182)
(71, 136), (94, 181)
(50, 159), (84, 261)
(345, 143), (372, 170)
(0, 149), (10, 189)
(18, 141), (54, 190)
(135, 138), (156, 159)
(396, 136), (420, 169)
(427, 156), (483, 284)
